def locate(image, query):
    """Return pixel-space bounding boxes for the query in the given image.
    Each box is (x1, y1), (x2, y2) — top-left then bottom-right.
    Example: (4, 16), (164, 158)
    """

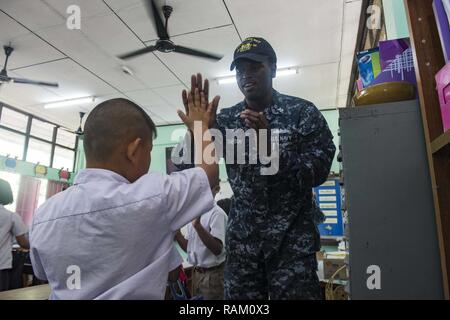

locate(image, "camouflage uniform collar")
(269, 90), (285, 115)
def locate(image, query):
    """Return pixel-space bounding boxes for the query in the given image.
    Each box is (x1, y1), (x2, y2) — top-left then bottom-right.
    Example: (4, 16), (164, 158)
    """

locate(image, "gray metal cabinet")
(340, 100), (444, 299)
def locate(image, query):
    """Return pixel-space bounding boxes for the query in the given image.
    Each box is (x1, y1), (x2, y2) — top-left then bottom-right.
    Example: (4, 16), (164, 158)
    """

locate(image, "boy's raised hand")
(178, 74), (220, 188)
(181, 73), (220, 129)
(178, 88), (214, 131)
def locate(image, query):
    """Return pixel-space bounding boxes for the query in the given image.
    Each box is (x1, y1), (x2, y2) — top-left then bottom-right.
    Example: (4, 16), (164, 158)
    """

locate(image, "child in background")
(175, 183), (228, 300)
(0, 179), (29, 291)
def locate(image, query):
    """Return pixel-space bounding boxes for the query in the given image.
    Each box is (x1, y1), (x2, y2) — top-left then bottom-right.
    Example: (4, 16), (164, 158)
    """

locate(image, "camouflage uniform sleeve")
(278, 103), (336, 189)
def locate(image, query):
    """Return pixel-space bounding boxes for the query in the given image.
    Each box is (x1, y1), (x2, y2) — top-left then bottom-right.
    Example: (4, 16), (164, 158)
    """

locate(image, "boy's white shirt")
(30, 167), (214, 300)
(185, 204), (227, 268)
(0, 205), (28, 270)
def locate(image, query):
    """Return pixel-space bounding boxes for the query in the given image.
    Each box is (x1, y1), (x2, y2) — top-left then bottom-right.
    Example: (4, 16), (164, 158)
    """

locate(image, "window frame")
(0, 105), (29, 133)
(0, 127), (26, 160)
(53, 145), (76, 172)
(0, 102), (78, 172)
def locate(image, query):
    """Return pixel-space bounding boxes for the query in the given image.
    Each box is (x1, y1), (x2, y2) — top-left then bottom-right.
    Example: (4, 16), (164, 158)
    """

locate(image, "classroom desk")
(0, 284), (51, 300)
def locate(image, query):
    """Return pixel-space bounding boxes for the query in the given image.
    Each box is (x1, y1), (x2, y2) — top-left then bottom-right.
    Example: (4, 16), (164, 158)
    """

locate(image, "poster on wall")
(34, 163), (47, 178)
(4, 156), (17, 172)
(314, 179), (344, 238)
(58, 169), (71, 182)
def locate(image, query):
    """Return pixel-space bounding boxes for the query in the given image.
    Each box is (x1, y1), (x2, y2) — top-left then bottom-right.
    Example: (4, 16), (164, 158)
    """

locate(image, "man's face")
(235, 59), (274, 103)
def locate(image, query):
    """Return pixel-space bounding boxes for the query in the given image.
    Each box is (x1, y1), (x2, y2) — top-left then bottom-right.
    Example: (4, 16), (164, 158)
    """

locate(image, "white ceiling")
(0, 0), (362, 130)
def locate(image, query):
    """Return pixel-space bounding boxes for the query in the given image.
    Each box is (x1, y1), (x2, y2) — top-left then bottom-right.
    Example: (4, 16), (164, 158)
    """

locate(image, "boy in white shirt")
(175, 184), (228, 300)
(0, 179), (30, 291)
(30, 87), (220, 299)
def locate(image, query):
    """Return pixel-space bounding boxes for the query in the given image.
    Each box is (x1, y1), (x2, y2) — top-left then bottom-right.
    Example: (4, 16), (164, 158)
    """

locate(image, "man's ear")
(126, 138), (142, 163)
(271, 63), (277, 78)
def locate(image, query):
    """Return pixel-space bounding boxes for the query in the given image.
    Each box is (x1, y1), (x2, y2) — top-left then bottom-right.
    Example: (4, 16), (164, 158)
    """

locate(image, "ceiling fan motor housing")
(4, 46), (14, 57)
(156, 39), (175, 53)
(162, 5), (173, 20)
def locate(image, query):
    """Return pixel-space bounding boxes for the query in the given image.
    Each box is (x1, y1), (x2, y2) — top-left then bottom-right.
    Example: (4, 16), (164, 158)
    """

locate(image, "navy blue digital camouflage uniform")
(177, 89), (335, 300)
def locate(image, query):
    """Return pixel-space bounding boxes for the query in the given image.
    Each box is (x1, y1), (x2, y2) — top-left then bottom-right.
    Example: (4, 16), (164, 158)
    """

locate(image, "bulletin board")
(314, 179), (344, 238)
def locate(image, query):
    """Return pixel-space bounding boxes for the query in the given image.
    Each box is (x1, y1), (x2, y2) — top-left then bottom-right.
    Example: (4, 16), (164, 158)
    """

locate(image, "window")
(0, 171), (21, 212)
(53, 147), (74, 171)
(31, 118), (55, 142)
(56, 128), (76, 149)
(26, 138), (52, 166)
(0, 105), (78, 171)
(0, 128), (25, 159)
(0, 107), (28, 132)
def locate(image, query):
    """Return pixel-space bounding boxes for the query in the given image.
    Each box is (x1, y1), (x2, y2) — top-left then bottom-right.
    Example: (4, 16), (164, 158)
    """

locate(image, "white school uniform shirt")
(30, 167), (213, 300)
(0, 206), (28, 270)
(185, 205), (227, 268)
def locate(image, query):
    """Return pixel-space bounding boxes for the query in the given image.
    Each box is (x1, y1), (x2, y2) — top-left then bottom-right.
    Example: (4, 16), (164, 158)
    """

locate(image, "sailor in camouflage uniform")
(177, 37), (335, 300)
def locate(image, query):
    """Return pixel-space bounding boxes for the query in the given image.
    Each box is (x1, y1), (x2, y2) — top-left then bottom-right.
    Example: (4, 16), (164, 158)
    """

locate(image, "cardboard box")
(434, 0), (450, 62)
(372, 38), (417, 88)
(323, 258), (347, 280)
(322, 252), (348, 281)
(436, 61), (450, 132)
(316, 251), (326, 261)
(444, 0), (450, 23)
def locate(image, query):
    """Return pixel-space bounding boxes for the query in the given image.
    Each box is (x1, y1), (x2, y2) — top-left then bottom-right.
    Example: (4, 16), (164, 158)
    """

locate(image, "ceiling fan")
(118, 0), (223, 61)
(57, 112), (86, 137)
(74, 112), (86, 136)
(52, 111), (86, 140)
(0, 45), (59, 88)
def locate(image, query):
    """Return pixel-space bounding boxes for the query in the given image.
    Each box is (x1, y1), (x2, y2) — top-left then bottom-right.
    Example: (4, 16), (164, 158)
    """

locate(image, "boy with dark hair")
(30, 92), (219, 299)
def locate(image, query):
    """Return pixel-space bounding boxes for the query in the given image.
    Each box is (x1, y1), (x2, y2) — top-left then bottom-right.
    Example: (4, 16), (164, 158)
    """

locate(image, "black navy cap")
(230, 37), (277, 71)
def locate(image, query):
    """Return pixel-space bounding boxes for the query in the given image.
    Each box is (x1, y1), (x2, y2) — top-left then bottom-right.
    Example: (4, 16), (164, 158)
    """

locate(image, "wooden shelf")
(405, 0), (450, 299)
(432, 130), (450, 154)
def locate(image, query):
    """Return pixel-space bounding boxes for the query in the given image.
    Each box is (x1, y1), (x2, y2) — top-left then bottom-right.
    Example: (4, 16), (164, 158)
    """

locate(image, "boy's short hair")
(0, 178), (14, 205)
(83, 98), (157, 162)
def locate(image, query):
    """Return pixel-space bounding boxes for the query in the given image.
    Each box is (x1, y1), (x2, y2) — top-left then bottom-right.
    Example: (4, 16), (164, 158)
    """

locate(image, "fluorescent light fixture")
(275, 68), (298, 77)
(216, 67), (299, 85)
(44, 97), (96, 109)
(217, 77), (237, 85)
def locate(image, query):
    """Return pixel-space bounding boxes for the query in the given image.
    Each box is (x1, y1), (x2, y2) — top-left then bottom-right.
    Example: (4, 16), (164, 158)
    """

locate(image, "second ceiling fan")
(118, 0), (223, 61)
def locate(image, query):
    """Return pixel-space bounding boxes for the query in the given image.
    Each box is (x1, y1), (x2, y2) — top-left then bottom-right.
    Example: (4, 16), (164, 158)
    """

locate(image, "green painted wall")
(150, 124), (228, 181)
(383, 0), (410, 39)
(150, 124), (185, 174)
(322, 110), (340, 174)
(74, 136), (86, 174)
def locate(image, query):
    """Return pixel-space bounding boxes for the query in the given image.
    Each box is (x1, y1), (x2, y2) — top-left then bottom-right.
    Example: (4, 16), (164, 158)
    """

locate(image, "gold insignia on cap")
(244, 37), (261, 44)
(237, 43), (254, 53)
(236, 38), (263, 53)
